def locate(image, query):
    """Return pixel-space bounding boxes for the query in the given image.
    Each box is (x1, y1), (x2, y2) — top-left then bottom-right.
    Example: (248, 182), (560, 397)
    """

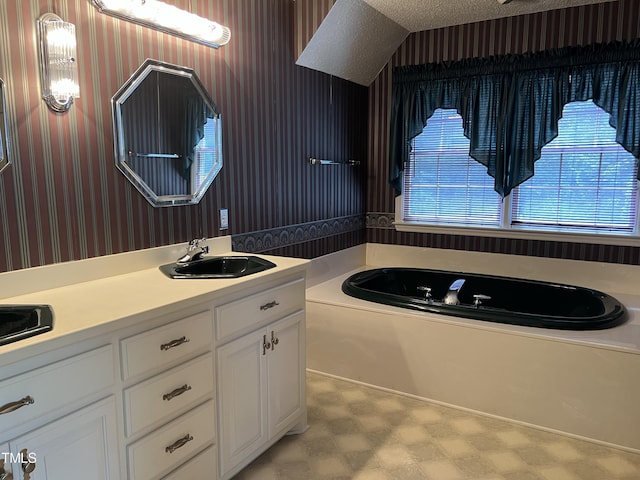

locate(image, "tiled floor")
(234, 372), (640, 480)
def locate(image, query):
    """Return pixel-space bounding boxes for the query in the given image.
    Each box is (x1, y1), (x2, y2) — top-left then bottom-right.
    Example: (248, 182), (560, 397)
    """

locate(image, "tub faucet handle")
(417, 286), (432, 300)
(473, 294), (492, 308)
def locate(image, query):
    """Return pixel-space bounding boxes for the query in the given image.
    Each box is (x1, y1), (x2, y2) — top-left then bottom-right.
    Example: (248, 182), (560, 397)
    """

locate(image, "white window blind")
(403, 109), (501, 227)
(193, 118), (220, 186)
(511, 100), (638, 234)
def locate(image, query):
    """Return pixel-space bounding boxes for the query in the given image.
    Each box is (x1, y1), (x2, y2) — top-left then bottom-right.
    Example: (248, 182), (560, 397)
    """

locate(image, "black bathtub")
(342, 268), (626, 330)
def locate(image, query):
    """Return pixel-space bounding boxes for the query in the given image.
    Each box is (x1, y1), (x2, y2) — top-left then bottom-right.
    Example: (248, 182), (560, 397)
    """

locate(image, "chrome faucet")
(176, 238), (209, 264)
(443, 279), (465, 305)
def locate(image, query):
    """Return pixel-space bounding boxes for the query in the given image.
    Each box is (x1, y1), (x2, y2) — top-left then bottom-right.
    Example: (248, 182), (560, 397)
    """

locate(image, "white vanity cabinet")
(0, 250), (308, 480)
(215, 276), (306, 480)
(0, 346), (118, 480)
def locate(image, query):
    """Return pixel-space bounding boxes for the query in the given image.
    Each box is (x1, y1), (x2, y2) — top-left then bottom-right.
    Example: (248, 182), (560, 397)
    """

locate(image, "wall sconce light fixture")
(92, 0), (231, 49)
(37, 13), (80, 113)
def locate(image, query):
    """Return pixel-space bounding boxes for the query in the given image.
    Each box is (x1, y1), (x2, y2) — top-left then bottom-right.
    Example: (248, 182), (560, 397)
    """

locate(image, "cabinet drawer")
(0, 345), (114, 435)
(127, 400), (215, 480)
(215, 277), (305, 342)
(162, 445), (216, 480)
(124, 353), (214, 437)
(121, 310), (212, 381)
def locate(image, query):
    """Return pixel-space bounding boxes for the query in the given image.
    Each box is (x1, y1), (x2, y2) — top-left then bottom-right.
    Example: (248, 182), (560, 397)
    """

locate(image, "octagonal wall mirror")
(0, 79), (12, 174)
(112, 59), (222, 207)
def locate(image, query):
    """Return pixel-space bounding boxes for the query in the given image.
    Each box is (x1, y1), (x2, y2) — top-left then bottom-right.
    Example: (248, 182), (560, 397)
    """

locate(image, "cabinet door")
(216, 330), (266, 478)
(267, 311), (305, 436)
(9, 398), (118, 480)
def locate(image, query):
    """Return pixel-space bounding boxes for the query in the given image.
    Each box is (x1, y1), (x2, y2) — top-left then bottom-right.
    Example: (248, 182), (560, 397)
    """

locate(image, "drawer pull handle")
(260, 301), (279, 311)
(0, 396), (34, 415)
(165, 434), (193, 454)
(160, 336), (190, 351)
(163, 384), (192, 401)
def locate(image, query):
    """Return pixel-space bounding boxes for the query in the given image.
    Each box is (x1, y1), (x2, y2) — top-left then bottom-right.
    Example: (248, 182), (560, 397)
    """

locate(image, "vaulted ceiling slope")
(296, 0), (616, 86)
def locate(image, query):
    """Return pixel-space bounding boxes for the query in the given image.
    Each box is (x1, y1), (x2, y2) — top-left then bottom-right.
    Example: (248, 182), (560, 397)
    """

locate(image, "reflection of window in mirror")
(0, 78), (11, 174)
(192, 117), (221, 189)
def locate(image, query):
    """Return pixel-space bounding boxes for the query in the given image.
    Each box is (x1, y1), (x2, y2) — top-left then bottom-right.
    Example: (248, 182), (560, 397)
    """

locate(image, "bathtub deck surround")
(306, 243), (640, 452)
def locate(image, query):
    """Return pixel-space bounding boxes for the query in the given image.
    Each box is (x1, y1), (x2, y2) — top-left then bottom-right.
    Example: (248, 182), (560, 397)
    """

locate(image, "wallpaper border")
(232, 214), (365, 253)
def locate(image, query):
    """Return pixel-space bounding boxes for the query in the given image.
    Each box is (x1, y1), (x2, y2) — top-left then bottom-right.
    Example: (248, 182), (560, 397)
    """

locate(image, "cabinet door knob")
(0, 396), (34, 415)
(262, 334), (271, 355)
(162, 384), (192, 401)
(270, 331), (279, 350)
(0, 458), (13, 480)
(160, 336), (190, 351)
(20, 449), (35, 480)
(165, 434), (193, 454)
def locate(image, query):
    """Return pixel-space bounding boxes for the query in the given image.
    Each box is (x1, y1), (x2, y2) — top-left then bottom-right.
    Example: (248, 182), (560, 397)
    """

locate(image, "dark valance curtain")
(389, 40), (640, 197)
(182, 95), (214, 182)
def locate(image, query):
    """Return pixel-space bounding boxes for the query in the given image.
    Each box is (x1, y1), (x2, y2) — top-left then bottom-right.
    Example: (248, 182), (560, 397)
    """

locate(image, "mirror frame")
(0, 79), (12, 174)
(112, 59), (223, 207)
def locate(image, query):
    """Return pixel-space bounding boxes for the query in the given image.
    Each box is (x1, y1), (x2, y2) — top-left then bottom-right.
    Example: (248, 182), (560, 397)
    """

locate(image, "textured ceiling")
(362, 0), (617, 32)
(296, 0), (617, 86)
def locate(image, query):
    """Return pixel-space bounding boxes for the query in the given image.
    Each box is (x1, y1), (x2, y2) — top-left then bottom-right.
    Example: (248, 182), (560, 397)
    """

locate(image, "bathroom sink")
(0, 305), (54, 346)
(160, 256), (277, 279)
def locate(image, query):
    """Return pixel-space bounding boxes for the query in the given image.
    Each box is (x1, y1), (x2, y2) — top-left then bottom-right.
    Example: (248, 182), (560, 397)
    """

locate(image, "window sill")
(394, 221), (640, 247)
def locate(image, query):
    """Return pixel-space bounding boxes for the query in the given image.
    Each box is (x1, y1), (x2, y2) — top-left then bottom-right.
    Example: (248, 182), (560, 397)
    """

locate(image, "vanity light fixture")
(37, 13), (80, 113)
(91, 0), (231, 48)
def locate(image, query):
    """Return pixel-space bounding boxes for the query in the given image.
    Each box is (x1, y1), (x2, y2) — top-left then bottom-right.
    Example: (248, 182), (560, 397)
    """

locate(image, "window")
(512, 101), (638, 234)
(403, 110), (501, 227)
(399, 101), (639, 239)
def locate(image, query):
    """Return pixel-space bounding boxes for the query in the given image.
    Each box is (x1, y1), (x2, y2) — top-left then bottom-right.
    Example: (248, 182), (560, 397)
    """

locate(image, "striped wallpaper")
(2, 1), (640, 273)
(0, 0), (367, 272)
(366, 0), (640, 265)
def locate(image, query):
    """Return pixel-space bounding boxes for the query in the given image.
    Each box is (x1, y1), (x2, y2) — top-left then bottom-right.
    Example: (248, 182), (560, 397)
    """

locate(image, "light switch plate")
(220, 209), (228, 230)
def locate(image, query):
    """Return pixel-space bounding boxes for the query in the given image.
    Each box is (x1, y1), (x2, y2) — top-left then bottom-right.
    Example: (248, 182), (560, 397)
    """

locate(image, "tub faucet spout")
(443, 279), (465, 305)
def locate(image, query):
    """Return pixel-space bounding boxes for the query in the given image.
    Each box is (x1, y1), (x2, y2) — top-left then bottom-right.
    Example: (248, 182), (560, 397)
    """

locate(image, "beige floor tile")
(335, 433), (373, 452)
(392, 424), (430, 444)
(233, 373), (640, 480)
(374, 445), (415, 468)
(541, 441), (584, 461)
(351, 469), (390, 480)
(374, 397), (406, 413)
(438, 437), (477, 457)
(410, 406), (444, 424)
(357, 414), (389, 432)
(419, 459), (466, 479)
(309, 456), (352, 477)
(538, 465), (581, 480)
(451, 416), (486, 435)
(487, 450), (529, 473)
(596, 455), (639, 476)
(496, 429), (534, 447)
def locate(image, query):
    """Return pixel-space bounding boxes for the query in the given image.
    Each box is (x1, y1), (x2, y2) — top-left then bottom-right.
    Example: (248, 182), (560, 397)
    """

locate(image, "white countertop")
(0, 237), (308, 365)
